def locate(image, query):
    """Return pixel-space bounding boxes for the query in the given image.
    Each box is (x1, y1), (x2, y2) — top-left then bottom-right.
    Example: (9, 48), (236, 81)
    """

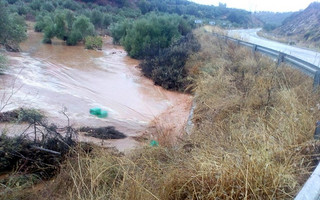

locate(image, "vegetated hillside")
(274, 2), (320, 46)
(76, 0), (136, 7)
(254, 11), (294, 26)
(135, 0), (262, 28)
(79, 0), (262, 28)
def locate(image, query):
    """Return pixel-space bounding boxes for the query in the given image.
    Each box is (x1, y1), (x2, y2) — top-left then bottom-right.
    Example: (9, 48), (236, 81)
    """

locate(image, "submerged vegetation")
(84, 36), (103, 50)
(0, 53), (7, 73)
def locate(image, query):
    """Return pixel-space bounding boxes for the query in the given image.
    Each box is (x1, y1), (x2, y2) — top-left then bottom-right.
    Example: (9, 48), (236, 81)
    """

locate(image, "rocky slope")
(274, 2), (320, 46)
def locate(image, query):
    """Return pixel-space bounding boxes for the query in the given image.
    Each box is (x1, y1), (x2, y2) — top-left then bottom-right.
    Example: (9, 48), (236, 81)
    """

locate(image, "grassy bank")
(7, 28), (320, 200)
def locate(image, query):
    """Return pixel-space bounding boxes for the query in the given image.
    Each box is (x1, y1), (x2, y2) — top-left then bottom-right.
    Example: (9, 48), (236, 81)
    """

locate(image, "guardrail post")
(277, 53), (284, 66)
(313, 70), (320, 91)
(252, 45), (257, 54)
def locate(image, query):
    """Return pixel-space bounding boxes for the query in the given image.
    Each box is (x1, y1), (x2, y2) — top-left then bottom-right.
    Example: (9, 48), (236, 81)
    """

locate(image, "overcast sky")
(189, 0), (319, 12)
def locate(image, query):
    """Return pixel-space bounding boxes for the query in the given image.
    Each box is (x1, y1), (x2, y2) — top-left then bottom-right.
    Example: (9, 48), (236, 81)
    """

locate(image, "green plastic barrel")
(97, 110), (108, 118)
(90, 107), (108, 118)
(90, 107), (101, 115)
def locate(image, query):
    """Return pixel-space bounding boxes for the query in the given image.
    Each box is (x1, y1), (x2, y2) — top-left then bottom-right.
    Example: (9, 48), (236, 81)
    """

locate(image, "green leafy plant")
(84, 36), (103, 50)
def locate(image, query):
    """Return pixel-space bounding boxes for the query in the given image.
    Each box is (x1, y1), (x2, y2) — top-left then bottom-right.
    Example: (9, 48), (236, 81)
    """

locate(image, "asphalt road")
(228, 29), (320, 67)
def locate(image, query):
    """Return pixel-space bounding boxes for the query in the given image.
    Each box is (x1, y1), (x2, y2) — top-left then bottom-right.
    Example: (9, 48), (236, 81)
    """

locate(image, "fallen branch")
(31, 145), (61, 156)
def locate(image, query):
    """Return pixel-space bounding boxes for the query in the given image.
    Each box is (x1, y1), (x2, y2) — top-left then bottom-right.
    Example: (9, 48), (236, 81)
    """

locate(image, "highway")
(228, 29), (320, 67)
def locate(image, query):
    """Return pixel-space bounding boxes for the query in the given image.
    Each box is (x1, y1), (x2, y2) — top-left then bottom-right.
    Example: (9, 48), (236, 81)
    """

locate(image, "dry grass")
(36, 28), (320, 200)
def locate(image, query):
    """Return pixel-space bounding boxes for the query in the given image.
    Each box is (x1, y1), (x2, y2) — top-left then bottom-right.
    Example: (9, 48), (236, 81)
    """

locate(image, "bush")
(42, 19), (55, 43)
(140, 33), (200, 91)
(36, 12), (95, 46)
(90, 9), (103, 28)
(71, 15), (95, 39)
(0, 2), (27, 51)
(263, 23), (277, 32)
(34, 15), (53, 32)
(0, 53), (7, 73)
(66, 30), (81, 45)
(29, 0), (41, 11)
(17, 108), (44, 123)
(121, 13), (192, 59)
(84, 36), (103, 50)
(41, 2), (55, 12)
(109, 19), (131, 44)
(102, 13), (112, 28)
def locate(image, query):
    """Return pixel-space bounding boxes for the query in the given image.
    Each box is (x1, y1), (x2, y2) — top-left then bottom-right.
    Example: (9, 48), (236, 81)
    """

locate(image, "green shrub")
(263, 23), (277, 32)
(0, 2), (27, 51)
(42, 20), (55, 43)
(85, 36), (103, 50)
(41, 2), (55, 12)
(66, 30), (81, 45)
(121, 13), (191, 59)
(109, 19), (131, 44)
(71, 15), (95, 39)
(17, 108), (44, 123)
(0, 53), (7, 73)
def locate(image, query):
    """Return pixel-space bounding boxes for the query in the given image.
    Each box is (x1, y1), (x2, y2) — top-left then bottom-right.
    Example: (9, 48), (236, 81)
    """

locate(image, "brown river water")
(0, 29), (192, 151)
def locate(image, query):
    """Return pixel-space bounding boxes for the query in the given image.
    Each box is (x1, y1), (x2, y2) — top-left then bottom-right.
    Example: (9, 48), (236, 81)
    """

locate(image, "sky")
(189, 0), (319, 12)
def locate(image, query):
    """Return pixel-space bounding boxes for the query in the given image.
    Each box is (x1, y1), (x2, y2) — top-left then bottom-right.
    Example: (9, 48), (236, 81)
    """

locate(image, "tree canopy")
(0, 1), (27, 51)
(111, 13), (192, 59)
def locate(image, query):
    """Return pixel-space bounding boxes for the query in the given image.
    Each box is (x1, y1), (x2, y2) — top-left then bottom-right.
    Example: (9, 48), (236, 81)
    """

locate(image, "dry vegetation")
(9, 28), (320, 200)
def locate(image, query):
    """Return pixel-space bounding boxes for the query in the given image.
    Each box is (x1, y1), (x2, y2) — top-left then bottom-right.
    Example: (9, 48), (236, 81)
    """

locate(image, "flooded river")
(1, 29), (191, 151)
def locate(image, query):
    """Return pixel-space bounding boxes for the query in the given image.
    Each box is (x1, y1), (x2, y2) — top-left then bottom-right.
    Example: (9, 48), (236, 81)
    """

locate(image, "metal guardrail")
(213, 32), (320, 200)
(213, 33), (320, 86)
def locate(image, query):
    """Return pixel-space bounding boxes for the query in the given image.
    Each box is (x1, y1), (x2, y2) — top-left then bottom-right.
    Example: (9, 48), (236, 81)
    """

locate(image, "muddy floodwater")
(1, 30), (191, 151)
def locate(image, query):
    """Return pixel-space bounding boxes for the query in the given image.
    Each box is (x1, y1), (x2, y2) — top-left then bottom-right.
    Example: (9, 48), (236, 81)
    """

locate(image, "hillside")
(254, 11), (293, 26)
(75, 0), (263, 28)
(273, 2), (320, 46)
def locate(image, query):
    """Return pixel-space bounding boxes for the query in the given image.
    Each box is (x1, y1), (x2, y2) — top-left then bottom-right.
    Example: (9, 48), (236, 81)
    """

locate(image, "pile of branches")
(0, 109), (77, 181)
(79, 126), (126, 139)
